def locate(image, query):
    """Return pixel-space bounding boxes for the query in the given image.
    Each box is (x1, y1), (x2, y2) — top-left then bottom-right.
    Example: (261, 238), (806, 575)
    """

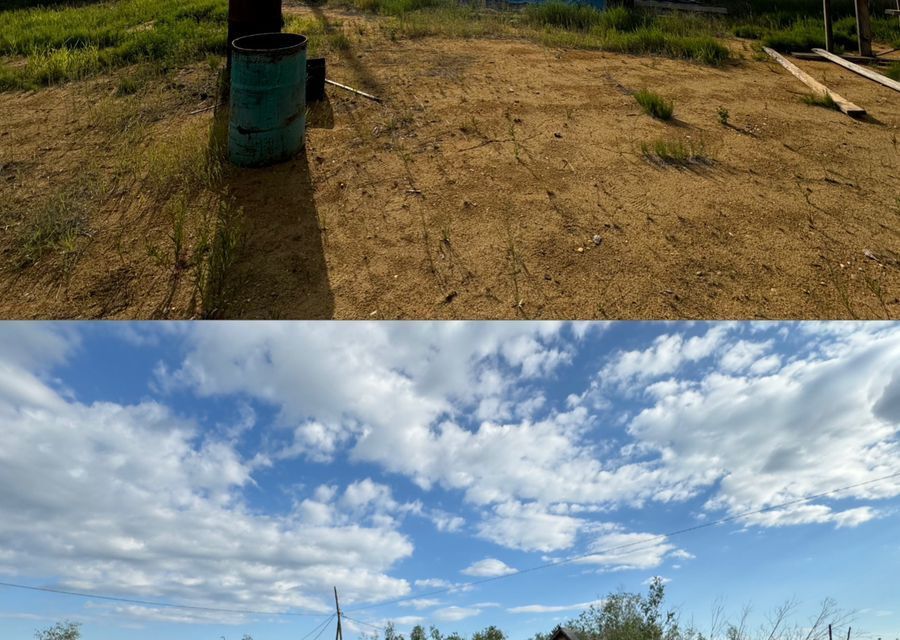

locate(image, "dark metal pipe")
(228, 0), (283, 51)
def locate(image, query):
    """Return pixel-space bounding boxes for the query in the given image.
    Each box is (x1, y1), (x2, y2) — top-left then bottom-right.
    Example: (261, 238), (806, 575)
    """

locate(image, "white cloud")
(429, 509), (465, 533)
(508, 599), (602, 614)
(0, 346), (413, 617)
(628, 324), (900, 527)
(719, 340), (773, 373)
(460, 558), (517, 577)
(477, 501), (583, 552)
(434, 606), (481, 622)
(602, 326), (730, 385)
(575, 529), (683, 571)
(399, 599), (443, 610)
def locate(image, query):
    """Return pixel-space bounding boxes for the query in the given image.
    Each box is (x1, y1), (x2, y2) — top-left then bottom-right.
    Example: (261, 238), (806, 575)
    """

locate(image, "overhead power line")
(0, 581), (330, 618)
(1, 471), (898, 623)
(344, 470), (900, 613)
(311, 616), (337, 640)
(301, 614), (337, 640)
(343, 614), (386, 633)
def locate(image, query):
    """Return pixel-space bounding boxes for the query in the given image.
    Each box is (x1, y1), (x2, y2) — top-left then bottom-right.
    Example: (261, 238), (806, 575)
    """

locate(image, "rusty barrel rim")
(232, 32), (308, 54)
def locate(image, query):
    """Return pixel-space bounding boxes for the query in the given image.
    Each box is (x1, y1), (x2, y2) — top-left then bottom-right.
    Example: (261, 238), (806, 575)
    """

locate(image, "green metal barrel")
(228, 33), (308, 168)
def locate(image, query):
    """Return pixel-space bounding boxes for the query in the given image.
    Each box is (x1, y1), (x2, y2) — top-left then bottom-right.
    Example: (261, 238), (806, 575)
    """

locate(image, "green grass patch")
(634, 88), (674, 120)
(0, 0), (227, 90)
(641, 137), (710, 166)
(801, 91), (838, 110)
(886, 62), (900, 82)
(525, 1), (605, 31)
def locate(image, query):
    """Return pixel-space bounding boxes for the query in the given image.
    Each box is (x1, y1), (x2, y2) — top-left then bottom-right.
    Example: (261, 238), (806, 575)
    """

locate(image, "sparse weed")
(801, 92), (838, 110)
(717, 106), (730, 126)
(641, 137), (711, 166)
(635, 89), (674, 120)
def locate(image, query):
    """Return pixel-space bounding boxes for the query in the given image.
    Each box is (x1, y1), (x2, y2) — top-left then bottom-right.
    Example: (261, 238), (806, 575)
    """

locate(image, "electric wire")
(301, 614), (337, 640)
(343, 615), (386, 633)
(344, 470), (900, 613)
(1, 471), (898, 622)
(0, 581), (330, 618)
(310, 614), (337, 640)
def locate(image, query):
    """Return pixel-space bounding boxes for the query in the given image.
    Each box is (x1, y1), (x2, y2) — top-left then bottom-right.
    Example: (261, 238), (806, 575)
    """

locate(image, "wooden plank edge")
(635, 0), (729, 13)
(791, 51), (890, 66)
(812, 47), (900, 93)
(763, 47), (866, 117)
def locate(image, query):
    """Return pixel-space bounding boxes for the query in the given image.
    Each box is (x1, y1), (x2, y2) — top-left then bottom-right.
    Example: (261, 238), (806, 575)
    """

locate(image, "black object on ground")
(307, 58), (327, 103)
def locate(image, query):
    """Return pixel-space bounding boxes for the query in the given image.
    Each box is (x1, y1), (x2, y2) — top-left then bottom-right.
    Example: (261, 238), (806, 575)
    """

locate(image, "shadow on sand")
(222, 145), (334, 319)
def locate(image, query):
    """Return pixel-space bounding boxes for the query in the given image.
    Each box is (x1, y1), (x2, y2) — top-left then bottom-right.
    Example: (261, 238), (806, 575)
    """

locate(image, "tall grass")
(0, 0), (227, 90)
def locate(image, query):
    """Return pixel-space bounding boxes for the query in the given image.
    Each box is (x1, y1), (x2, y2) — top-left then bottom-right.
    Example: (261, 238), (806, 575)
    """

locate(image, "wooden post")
(823, 0), (835, 52)
(334, 587), (343, 640)
(853, 0), (873, 57)
(847, 628), (851, 640)
(829, 625), (833, 640)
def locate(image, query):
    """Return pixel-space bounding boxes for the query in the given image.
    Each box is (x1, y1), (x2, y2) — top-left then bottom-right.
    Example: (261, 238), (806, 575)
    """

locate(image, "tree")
(430, 625), (444, 640)
(473, 626), (506, 640)
(569, 577), (679, 640)
(35, 622), (81, 640)
(412, 625), (428, 640)
(386, 621), (407, 640)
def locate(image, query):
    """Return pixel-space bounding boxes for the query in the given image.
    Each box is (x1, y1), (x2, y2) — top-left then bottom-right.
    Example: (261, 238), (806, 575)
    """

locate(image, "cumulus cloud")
(461, 558), (517, 577)
(4, 321), (900, 630)
(0, 339), (413, 617)
(476, 501), (583, 552)
(627, 324), (900, 526)
(575, 529), (683, 571)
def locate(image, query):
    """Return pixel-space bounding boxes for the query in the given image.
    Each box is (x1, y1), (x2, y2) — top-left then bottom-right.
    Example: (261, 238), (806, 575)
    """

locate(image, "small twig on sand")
(189, 102), (223, 116)
(325, 79), (382, 102)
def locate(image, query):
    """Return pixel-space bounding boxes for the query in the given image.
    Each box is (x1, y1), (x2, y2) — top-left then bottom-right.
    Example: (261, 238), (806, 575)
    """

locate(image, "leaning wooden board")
(812, 48), (900, 93)
(762, 47), (866, 117)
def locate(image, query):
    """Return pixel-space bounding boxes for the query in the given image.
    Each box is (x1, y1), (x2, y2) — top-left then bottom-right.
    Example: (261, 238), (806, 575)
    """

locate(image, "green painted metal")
(229, 32), (308, 168)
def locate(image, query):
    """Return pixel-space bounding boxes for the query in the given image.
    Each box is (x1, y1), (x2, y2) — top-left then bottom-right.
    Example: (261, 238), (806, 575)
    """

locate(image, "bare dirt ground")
(1, 6), (898, 319)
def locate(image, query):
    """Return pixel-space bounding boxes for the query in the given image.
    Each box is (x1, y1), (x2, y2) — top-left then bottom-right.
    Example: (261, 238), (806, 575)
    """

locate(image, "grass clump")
(634, 88), (674, 120)
(801, 91), (838, 110)
(641, 137), (710, 166)
(0, 0), (227, 90)
(525, 1), (604, 31)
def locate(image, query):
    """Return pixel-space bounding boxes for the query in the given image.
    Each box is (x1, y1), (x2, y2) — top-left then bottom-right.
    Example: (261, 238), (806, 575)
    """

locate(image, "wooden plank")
(791, 51), (889, 65)
(813, 48), (900, 92)
(634, 0), (728, 13)
(763, 47), (866, 117)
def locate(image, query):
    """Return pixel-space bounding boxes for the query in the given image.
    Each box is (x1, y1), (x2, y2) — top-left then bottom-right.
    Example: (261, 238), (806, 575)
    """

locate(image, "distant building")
(550, 627), (584, 640)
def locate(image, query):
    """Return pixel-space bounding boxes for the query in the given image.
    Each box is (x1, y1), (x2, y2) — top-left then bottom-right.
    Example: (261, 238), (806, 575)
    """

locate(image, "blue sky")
(1, 322), (899, 640)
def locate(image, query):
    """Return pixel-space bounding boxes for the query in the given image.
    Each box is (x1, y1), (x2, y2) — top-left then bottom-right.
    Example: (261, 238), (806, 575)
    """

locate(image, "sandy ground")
(1, 7), (899, 319)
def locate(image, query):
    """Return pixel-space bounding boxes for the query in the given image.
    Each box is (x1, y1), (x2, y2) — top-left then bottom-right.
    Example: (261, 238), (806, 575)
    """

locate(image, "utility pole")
(334, 587), (343, 640)
(822, 0), (834, 52)
(853, 0), (873, 57)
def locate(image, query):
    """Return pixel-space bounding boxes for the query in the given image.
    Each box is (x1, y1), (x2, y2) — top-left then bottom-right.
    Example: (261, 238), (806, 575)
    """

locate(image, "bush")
(634, 88), (674, 120)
